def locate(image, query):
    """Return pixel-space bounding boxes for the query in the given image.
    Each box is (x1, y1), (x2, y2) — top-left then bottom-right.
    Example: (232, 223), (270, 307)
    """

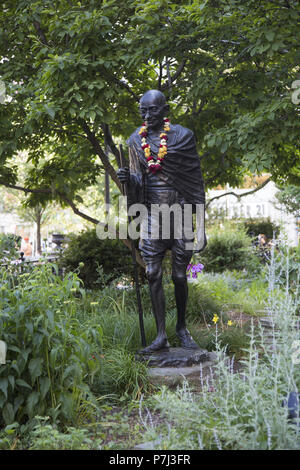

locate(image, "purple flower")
(186, 263), (204, 279)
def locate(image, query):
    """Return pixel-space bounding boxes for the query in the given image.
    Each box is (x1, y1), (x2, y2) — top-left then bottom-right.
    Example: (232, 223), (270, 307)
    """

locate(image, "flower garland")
(139, 117), (170, 174)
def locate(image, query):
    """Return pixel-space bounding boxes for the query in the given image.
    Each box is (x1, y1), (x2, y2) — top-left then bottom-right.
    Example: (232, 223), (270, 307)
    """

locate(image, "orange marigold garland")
(139, 117), (170, 174)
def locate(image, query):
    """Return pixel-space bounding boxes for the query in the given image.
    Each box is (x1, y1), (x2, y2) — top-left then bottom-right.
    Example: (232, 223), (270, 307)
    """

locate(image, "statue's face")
(139, 93), (167, 131)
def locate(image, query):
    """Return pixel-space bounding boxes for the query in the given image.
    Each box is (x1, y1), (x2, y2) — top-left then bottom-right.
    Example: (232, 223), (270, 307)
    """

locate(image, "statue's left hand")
(117, 167), (130, 184)
(193, 234), (207, 253)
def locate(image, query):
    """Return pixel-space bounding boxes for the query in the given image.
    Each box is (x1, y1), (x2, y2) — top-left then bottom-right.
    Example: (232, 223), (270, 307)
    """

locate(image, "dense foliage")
(275, 184), (300, 217)
(0, 233), (21, 261)
(0, 0), (299, 227)
(58, 228), (135, 289)
(0, 265), (102, 429)
(242, 217), (280, 239)
(199, 226), (261, 273)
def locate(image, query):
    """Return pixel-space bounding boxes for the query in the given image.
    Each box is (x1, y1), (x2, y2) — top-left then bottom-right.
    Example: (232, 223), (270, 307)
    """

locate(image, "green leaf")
(3, 403), (15, 424)
(46, 309), (54, 327)
(89, 110), (96, 121)
(16, 378), (32, 390)
(4, 422), (19, 432)
(14, 394), (25, 414)
(0, 394), (5, 407)
(221, 142), (228, 153)
(44, 105), (56, 119)
(8, 345), (21, 353)
(265, 31), (275, 42)
(59, 392), (75, 418)
(39, 377), (51, 399)
(0, 377), (8, 398)
(26, 391), (40, 417)
(8, 375), (14, 390)
(28, 357), (43, 383)
(271, 42), (281, 51)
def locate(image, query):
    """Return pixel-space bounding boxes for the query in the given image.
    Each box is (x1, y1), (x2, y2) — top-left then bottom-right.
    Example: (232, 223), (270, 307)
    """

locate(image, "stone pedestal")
(136, 347), (217, 388)
(136, 347), (210, 367)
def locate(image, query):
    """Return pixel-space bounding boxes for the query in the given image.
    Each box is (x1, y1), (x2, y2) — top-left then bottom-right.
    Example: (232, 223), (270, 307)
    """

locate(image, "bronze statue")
(117, 90), (206, 353)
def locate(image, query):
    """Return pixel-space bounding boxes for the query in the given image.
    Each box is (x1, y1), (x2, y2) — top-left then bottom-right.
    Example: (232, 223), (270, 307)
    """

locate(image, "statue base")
(135, 347), (210, 368)
(136, 348), (217, 389)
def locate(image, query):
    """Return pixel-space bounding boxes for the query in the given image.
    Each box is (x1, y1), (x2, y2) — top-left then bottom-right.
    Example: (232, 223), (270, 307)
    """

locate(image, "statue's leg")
(139, 259), (170, 353)
(172, 245), (199, 349)
(138, 198), (171, 353)
(147, 261), (167, 337)
(172, 260), (189, 332)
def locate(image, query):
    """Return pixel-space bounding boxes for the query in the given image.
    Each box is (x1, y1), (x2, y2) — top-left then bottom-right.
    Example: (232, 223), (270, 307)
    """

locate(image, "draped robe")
(126, 123), (205, 209)
(126, 123), (207, 252)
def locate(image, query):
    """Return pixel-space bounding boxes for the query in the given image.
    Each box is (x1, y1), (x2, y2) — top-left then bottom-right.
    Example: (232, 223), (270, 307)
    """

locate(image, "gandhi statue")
(117, 90), (206, 353)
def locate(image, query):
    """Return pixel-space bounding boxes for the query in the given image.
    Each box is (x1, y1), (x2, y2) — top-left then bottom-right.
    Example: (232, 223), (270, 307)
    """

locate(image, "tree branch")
(112, 77), (140, 102)
(101, 123), (121, 167)
(33, 21), (49, 46)
(0, 180), (145, 267)
(58, 194), (102, 225)
(0, 180), (102, 225)
(157, 60), (163, 91)
(205, 177), (271, 208)
(161, 60), (187, 91)
(80, 119), (122, 190)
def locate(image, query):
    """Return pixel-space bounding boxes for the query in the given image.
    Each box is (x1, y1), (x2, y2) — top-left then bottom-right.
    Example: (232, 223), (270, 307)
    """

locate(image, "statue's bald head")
(139, 90), (169, 131)
(140, 90), (166, 107)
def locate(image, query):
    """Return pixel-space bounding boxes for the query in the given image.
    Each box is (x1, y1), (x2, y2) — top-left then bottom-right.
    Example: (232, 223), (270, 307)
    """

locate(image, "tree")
(1, 183), (63, 254)
(275, 184), (300, 217)
(17, 203), (52, 254)
(0, 0), (299, 241)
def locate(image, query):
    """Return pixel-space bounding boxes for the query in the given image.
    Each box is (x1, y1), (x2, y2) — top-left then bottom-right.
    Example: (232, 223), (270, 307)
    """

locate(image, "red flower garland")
(139, 118), (170, 174)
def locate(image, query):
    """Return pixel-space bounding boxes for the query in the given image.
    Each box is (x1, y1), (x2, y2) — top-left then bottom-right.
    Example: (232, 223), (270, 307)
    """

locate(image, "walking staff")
(119, 144), (146, 348)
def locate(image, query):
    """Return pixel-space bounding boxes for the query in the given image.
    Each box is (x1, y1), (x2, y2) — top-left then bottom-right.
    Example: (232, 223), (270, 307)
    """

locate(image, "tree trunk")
(35, 208), (42, 255)
(105, 170), (110, 206)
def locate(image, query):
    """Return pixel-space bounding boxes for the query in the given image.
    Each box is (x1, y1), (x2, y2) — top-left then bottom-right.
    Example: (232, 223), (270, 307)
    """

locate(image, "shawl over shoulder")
(126, 124), (205, 208)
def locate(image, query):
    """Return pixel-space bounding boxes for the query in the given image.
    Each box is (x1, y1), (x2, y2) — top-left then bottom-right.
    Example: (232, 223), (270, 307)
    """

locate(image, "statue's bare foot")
(176, 328), (199, 349)
(139, 336), (170, 354)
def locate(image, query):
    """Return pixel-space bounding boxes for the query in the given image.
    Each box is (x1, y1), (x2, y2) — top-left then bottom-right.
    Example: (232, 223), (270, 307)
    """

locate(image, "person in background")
(21, 237), (32, 257)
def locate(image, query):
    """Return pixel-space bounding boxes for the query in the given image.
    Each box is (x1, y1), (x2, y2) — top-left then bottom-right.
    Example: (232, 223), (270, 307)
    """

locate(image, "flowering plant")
(186, 262), (204, 279)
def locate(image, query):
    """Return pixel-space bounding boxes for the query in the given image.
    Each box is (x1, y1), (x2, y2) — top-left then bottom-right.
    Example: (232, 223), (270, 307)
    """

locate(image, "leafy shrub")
(28, 417), (102, 450)
(59, 229), (135, 289)
(0, 264), (102, 430)
(241, 217), (280, 240)
(199, 226), (261, 273)
(0, 233), (21, 262)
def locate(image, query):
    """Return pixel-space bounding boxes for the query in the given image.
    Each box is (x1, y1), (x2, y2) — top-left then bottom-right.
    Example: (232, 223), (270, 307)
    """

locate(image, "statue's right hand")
(117, 167), (130, 184)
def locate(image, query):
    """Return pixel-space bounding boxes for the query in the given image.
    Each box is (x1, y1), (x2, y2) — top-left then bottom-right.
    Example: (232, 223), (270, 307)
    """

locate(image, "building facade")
(207, 181), (299, 246)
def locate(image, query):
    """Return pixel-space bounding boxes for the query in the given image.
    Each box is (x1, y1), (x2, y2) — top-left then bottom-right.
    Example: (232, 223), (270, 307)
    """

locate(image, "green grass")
(190, 270), (272, 316)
